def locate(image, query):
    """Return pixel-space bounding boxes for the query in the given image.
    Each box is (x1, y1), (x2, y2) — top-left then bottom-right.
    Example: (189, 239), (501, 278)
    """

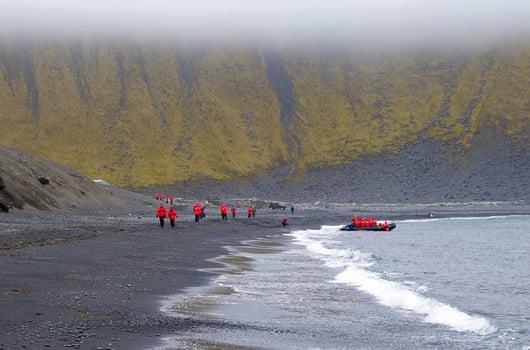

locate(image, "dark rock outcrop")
(0, 145), (153, 213)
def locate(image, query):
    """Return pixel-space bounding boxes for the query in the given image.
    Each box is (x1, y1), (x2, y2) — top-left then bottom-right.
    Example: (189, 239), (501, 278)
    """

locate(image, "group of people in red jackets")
(155, 193), (295, 228)
(351, 216), (377, 227)
(155, 204), (178, 228)
(154, 193), (174, 204)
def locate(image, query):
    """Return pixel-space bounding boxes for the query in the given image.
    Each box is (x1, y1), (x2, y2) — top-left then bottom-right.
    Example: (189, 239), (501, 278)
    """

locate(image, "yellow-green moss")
(0, 40), (528, 186)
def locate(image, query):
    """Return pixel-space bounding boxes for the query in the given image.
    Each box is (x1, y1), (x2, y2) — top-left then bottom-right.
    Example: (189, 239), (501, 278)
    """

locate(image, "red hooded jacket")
(156, 206), (167, 218)
(168, 208), (178, 220)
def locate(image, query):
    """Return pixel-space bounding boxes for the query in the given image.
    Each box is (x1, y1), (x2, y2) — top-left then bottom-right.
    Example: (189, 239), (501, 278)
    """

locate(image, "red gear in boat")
(156, 205), (167, 218)
(168, 208), (178, 220)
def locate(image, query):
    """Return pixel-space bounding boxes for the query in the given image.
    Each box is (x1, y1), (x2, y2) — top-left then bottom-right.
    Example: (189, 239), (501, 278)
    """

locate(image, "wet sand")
(1, 202), (528, 349)
(0, 212), (300, 350)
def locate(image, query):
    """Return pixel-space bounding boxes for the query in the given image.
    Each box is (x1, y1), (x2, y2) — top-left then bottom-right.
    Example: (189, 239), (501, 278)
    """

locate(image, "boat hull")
(340, 222), (396, 231)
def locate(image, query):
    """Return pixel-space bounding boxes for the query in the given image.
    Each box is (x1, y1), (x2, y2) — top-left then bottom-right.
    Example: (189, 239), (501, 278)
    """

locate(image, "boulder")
(38, 175), (50, 185)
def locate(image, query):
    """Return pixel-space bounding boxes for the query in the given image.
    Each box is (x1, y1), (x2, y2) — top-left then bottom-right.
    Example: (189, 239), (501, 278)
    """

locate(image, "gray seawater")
(160, 215), (530, 349)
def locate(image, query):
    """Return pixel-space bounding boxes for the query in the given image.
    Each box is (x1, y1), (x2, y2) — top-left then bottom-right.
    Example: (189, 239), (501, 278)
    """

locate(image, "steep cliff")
(1, 39), (529, 187)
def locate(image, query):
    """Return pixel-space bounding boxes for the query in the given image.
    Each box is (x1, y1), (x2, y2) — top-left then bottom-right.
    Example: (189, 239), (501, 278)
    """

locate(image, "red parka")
(168, 208), (178, 220)
(156, 205), (167, 218)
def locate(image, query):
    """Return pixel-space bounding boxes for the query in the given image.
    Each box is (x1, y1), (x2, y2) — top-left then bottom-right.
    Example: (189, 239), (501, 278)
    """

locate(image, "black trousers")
(195, 215), (200, 222)
(170, 219), (175, 227)
(232, 213), (236, 218)
(221, 214), (227, 221)
(159, 216), (166, 227)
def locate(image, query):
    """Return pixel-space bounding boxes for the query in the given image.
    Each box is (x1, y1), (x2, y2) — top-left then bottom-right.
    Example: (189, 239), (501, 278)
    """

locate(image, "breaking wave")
(288, 226), (497, 335)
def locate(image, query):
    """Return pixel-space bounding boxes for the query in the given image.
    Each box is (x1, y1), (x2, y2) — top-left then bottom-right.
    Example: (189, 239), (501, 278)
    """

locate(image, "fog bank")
(1, 0), (530, 47)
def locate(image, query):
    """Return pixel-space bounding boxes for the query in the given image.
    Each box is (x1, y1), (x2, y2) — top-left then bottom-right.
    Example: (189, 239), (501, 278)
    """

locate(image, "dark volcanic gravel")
(149, 139), (530, 204)
(0, 212), (299, 350)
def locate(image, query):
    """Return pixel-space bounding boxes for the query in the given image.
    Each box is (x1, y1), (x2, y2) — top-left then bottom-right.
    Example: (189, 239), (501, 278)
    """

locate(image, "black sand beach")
(0, 212), (296, 350)
(1, 202), (529, 350)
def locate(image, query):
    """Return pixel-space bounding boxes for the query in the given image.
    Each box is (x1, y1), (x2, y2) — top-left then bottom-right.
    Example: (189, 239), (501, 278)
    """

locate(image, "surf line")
(288, 226), (497, 335)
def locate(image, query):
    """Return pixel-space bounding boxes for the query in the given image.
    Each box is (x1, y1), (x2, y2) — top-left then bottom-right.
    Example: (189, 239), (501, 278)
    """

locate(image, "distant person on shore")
(252, 206), (256, 218)
(247, 206), (253, 218)
(220, 203), (228, 221)
(290, 206), (294, 214)
(193, 203), (202, 222)
(201, 204), (206, 219)
(168, 207), (178, 227)
(231, 205), (237, 218)
(281, 217), (289, 227)
(167, 194), (174, 205)
(156, 204), (167, 227)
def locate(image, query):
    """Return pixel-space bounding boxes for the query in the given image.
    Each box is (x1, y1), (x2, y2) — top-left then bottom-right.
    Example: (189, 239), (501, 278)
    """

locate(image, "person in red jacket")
(193, 203), (202, 222)
(281, 217), (288, 227)
(168, 207), (178, 227)
(156, 204), (167, 227)
(220, 203), (228, 221)
(247, 206), (253, 219)
(231, 205), (237, 218)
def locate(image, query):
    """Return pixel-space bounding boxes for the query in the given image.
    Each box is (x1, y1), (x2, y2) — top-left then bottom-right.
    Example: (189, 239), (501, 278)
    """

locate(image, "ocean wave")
(289, 226), (497, 335)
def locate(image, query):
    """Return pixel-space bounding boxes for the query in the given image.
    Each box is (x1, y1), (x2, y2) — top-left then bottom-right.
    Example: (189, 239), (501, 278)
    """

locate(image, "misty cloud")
(1, 0), (529, 47)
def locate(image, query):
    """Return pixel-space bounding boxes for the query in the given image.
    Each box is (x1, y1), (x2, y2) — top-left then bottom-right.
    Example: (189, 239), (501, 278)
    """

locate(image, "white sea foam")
(289, 226), (497, 335)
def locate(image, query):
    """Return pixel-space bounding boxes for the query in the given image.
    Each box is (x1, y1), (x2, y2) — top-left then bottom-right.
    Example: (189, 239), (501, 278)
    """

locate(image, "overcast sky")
(1, 0), (529, 46)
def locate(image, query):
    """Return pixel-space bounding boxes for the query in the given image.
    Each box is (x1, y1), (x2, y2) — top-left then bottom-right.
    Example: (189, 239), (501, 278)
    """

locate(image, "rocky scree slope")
(0, 145), (151, 213)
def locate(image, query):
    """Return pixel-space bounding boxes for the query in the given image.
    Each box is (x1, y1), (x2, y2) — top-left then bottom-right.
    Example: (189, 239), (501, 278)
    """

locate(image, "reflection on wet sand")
(162, 236), (285, 349)
(162, 338), (267, 350)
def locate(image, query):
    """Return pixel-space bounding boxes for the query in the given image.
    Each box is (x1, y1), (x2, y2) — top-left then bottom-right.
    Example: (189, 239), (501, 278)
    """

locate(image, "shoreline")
(1, 202), (528, 349)
(0, 213), (287, 350)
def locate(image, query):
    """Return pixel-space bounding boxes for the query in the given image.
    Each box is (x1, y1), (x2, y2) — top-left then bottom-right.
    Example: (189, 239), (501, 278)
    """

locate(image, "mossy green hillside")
(0, 40), (528, 186)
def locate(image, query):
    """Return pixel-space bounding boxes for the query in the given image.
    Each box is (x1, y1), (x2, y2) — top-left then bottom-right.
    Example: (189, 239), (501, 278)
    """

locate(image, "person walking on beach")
(252, 206), (256, 218)
(220, 203), (228, 221)
(200, 204), (206, 219)
(168, 207), (178, 227)
(281, 217), (289, 227)
(231, 204), (237, 218)
(156, 204), (167, 227)
(247, 206), (253, 218)
(193, 202), (202, 222)
(290, 206), (294, 214)
(168, 194), (174, 205)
